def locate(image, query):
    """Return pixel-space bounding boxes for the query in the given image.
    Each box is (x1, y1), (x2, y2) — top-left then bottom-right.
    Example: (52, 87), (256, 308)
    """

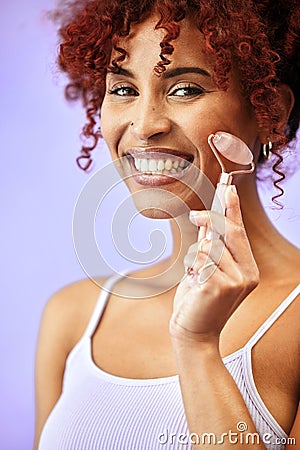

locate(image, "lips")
(124, 148), (194, 186)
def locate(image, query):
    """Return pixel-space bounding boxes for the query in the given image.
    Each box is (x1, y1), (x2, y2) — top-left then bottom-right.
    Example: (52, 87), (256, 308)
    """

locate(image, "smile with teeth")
(126, 149), (193, 176)
(133, 157), (189, 174)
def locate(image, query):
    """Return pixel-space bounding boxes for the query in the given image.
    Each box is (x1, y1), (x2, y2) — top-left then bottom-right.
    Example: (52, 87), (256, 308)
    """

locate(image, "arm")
(170, 186), (267, 449)
(172, 341), (267, 449)
(33, 290), (71, 450)
(33, 278), (102, 450)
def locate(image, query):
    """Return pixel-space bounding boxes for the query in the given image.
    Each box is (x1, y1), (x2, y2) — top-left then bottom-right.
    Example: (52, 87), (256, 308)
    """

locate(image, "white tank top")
(38, 274), (300, 450)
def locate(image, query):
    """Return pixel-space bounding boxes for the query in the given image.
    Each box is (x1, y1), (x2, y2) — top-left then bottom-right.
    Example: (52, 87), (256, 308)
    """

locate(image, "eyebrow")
(107, 66), (211, 79)
(163, 67), (211, 79)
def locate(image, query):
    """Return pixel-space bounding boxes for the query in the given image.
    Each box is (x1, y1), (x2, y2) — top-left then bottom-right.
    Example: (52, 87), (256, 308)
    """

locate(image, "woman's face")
(101, 14), (260, 218)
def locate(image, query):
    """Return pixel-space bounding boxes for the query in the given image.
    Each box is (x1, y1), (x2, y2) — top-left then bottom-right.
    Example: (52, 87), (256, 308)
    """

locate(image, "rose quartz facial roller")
(201, 132), (255, 240)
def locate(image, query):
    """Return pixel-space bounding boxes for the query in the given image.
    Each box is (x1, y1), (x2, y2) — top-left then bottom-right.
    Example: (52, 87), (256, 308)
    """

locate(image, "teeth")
(157, 160), (165, 171)
(148, 159), (157, 171)
(165, 159), (173, 171)
(133, 157), (189, 174)
(140, 160), (148, 172)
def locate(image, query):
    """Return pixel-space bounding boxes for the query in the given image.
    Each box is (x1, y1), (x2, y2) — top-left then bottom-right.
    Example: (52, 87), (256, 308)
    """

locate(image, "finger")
(184, 245), (213, 269)
(223, 187), (256, 265)
(199, 236), (259, 291)
(199, 238), (259, 296)
(190, 193), (255, 267)
(186, 237), (210, 255)
(183, 250), (203, 268)
(184, 238), (232, 272)
(201, 238), (226, 267)
(188, 239), (234, 274)
(189, 210), (226, 237)
(224, 185), (244, 227)
(183, 253), (226, 288)
(197, 225), (207, 241)
(197, 260), (219, 285)
(183, 254), (219, 288)
(186, 242), (200, 255)
(189, 186), (244, 235)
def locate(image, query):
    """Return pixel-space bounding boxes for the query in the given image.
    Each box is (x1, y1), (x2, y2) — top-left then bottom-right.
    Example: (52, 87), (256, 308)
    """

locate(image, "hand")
(170, 185), (259, 344)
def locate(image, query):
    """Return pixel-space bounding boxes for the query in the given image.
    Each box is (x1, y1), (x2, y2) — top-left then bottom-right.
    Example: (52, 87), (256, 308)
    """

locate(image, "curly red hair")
(51, 0), (300, 203)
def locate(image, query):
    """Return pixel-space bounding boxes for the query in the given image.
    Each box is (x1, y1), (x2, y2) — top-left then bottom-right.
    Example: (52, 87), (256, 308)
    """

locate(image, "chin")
(132, 191), (208, 220)
(138, 208), (174, 220)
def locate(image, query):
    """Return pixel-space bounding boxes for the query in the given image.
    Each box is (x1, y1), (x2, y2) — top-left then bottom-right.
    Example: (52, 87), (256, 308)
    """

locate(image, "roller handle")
(211, 182), (227, 214)
(203, 182), (228, 240)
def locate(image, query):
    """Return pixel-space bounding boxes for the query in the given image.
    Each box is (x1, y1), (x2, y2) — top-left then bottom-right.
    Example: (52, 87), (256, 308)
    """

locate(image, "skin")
(34, 13), (300, 450)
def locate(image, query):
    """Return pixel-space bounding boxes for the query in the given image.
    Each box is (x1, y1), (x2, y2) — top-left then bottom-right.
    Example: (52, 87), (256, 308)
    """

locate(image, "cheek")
(183, 127), (220, 182)
(100, 101), (120, 156)
(100, 106), (110, 142)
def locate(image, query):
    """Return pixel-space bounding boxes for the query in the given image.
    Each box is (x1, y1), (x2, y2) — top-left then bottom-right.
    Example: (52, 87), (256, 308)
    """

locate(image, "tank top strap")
(245, 282), (300, 350)
(83, 271), (129, 338)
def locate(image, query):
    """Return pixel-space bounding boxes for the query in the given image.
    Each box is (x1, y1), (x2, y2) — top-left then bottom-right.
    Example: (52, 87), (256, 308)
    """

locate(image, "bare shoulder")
(41, 276), (106, 350)
(34, 276), (106, 450)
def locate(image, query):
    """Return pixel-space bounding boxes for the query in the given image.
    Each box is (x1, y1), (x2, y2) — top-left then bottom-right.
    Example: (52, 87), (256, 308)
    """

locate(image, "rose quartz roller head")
(208, 131), (255, 214)
(202, 132), (255, 240)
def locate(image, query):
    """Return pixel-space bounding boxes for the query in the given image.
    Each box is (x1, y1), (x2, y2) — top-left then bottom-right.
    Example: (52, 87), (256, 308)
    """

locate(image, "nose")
(130, 101), (172, 141)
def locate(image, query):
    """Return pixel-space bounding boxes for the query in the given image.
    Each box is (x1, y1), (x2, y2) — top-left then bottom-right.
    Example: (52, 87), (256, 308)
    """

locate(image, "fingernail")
(189, 210), (200, 219)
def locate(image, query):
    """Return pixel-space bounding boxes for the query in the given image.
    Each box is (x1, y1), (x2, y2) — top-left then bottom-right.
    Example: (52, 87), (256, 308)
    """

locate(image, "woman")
(35, 0), (300, 449)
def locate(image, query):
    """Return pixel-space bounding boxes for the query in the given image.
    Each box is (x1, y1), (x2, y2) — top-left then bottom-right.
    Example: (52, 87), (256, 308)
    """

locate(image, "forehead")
(111, 15), (213, 72)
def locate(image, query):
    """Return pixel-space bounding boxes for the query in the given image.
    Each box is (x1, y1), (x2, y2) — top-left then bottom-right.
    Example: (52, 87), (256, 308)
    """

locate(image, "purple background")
(1, 2), (299, 449)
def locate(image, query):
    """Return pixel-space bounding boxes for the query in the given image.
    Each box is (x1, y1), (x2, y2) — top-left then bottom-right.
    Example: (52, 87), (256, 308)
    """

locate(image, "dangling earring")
(262, 140), (273, 160)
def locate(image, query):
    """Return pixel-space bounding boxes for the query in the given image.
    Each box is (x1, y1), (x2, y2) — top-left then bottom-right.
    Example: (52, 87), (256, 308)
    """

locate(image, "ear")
(258, 84), (295, 143)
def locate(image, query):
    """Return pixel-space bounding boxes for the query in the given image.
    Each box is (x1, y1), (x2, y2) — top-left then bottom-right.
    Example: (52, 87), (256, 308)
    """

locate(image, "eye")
(169, 84), (206, 97)
(107, 85), (138, 97)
